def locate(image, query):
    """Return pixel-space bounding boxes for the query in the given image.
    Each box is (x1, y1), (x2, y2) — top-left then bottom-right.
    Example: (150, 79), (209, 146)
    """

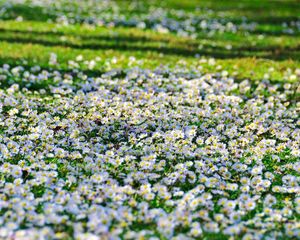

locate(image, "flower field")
(0, 1), (299, 239)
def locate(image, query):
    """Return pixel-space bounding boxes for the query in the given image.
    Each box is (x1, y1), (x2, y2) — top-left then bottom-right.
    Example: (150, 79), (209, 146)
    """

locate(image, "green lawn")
(0, 0), (299, 82)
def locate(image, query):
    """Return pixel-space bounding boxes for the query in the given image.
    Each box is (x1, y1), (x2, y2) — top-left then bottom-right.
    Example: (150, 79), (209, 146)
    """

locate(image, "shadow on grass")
(0, 29), (299, 60)
(0, 28), (175, 44)
(0, 4), (56, 22)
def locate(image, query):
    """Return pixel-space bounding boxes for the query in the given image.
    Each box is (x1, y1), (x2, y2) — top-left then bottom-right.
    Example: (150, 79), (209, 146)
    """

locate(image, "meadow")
(0, 0), (299, 239)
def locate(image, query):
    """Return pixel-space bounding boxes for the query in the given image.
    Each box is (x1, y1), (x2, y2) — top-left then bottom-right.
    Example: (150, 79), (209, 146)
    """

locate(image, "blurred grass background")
(0, 0), (299, 82)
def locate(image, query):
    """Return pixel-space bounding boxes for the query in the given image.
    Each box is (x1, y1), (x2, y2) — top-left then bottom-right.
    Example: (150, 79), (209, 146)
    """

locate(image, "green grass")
(0, 0), (299, 83)
(0, 20), (299, 83)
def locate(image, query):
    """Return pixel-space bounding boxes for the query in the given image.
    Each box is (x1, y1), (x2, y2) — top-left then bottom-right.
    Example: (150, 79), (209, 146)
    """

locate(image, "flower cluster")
(2, 0), (299, 37)
(0, 62), (299, 239)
